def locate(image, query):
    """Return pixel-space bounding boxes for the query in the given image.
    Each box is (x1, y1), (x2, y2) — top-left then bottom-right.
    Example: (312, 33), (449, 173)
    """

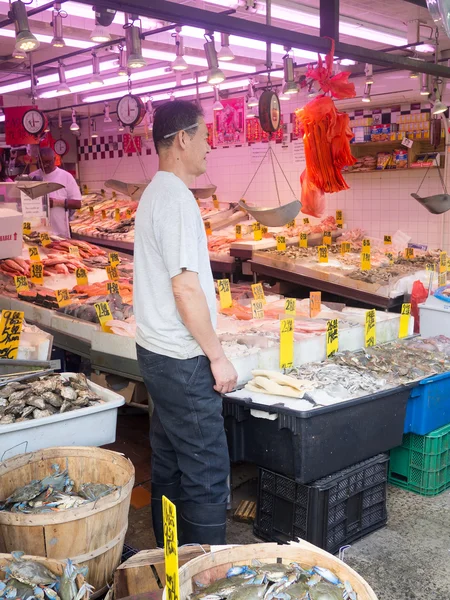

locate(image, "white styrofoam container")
(0, 208), (22, 259)
(0, 373), (125, 461)
(419, 297), (450, 337)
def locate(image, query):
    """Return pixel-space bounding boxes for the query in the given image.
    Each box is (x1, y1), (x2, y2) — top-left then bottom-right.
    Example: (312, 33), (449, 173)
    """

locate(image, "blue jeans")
(137, 345), (229, 544)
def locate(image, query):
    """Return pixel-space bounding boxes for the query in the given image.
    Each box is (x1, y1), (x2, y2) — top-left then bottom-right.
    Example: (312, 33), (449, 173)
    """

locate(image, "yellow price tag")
(40, 232), (51, 247)
(384, 235), (392, 245)
(235, 224), (242, 239)
(251, 282), (266, 304)
(276, 236), (286, 251)
(94, 301), (113, 333)
(115, 208), (121, 222)
(405, 247), (414, 260)
(162, 496), (180, 600)
(299, 232), (308, 248)
(399, 303), (411, 339)
(69, 245), (80, 257)
(287, 220), (296, 229)
(107, 281), (120, 295)
(310, 291), (321, 318)
(261, 226), (268, 235)
(0, 310), (24, 359)
(326, 319), (339, 357)
(22, 221), (31, 235)
(101, 209), (107, 220)
(385, 251), (394, 264)
(217, 279), (233, 309)
(75, 267), (88, 286)
(280, 318), (294, 369)
(106, 266), (119, 281)
(361, 252), (371, 271)
(318, 245), (328, 263)
(14, 276), (29, 293)
(30, 262), (44, 285)
(323, 231), (332, 246)
(251, 299), (265, 319)
(109, 252), (120, 267)
(340, 242), (351, 255)
(253, 222), (262, 241)
(440, 251), (447, 273)
(285, 298), (296, 315)
(205, 220), (212, 236)
(426, 263), (435, 272)
(55, 288), (71, 308)
(89, 206), (94, 216)
(439, 272), (447, 287)
(212, 194), (219, 209)
(336, 210), (343, 228)
(365, 309), (376, 347)
(28, 246), (41, 262)
(303, 218), (310, 225)
(362, 239), (371, 251)
(126, 208), (132, 219)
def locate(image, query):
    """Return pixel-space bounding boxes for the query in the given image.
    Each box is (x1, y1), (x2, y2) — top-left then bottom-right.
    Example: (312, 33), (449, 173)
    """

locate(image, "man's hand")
(210, 356), (238, 395)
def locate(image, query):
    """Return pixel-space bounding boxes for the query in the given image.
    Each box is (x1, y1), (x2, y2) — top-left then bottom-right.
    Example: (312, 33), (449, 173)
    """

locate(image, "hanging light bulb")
(90, 51), (104, 86)
(70, 108), (79, 132)
(91, 118), (98, 139)
(213, 87), (224, 111)
(126, 20), (147, 69)
(56, 61), (71, 95)
(172, 27), (188, 71)
(51, 3), (65, 48)
(283, 53), (299, 95)
(12, 48), (26, 60)
(104, 102), (112, 123)
(90, 6), (116, 42)
(247, 80), (258, 107)
(364, 63), (373, 85)
(117, 46), (128, 76)
(362, 82), (372, 103)
(432, 98), (448, 115)
(10, 1), (40, 52)
(420, 72), (430, 96)
(204, 34), (225, 85)
(218, 32), (234, 61)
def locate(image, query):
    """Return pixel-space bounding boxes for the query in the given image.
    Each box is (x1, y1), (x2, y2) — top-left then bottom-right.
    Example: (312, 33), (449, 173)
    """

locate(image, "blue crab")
(58, 559), (93, 600)
(2, 552), (57, 587)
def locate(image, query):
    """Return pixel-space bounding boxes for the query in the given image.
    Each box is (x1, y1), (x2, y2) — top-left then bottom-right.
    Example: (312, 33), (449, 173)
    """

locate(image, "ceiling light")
(246, 104), (256, 119)
(213, 86), (224, 110)
(432, 99), (448, 115)
(118, 119), (124, 132)
(420, 73), (430, 96)
(218, 32), (234, 61)
(90, 6), (116, 42)
(204, 35), (225, 85)
(91, 118), (98, 138)
(416, 43), (435, 53)
(409, 71), (419, 79)
(70, 108), (79, 131)
(56, 61), (71, 95)
(10, 0), (40, 52)
(117, 46), (128, 76)
(362, 82), (371, 103)
(44, 120), (51, 133)
(247, 80), (258, 107)
(283, 54), (298, 95)
(12, 48), (26, 60)
(51, 2), (65, 48)
(279, 87), (290, 101)
(90, 51), (104, 86)
(126, 22), (147, 69)
(104, 101), (112, 123)
(171, 27), (188, 71)
(364, 63), (373, 85)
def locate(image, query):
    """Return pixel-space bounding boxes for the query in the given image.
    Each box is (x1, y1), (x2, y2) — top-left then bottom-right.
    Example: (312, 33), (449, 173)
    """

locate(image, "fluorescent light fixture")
(247, 81), (258, 107)
(432, 98), (448, 115)
(70, 108), (79, 131)
(91, 119), (98, 139)
(218, 32), (234, 61)
(172, 28), (188, 71)
(90, 25), (110, 43)
(12, 48), (26, 60)
(10, 0), (40, 52)
(126, 24), (147, 69)
(90, 51), (104, 86)
(420, 73), (430, 96)
(56, 61), (71, 95)
(416, 43), (435, 53)
(213, 86), (224, 110)
(283, 55), (298, 95)
(362, 82), (371, 102)
(51, 3), (65, 48)
(90, 6), (116, 42)
(204, 37), (225, 85)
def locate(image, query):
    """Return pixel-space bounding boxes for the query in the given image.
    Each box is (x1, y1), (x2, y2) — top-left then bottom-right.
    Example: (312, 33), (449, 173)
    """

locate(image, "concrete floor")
(107, 411), (450, 600)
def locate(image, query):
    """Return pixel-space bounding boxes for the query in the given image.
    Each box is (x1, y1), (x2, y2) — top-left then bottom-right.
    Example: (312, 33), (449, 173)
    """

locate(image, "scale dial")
(54, 139), (69, 156)
(22, 109), (47, 136)
(258, 90), (281, 133)
(117, 94), (145, 128)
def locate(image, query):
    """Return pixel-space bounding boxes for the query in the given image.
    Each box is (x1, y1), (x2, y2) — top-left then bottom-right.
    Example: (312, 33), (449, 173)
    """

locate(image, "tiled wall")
(78, 98), (449, 250)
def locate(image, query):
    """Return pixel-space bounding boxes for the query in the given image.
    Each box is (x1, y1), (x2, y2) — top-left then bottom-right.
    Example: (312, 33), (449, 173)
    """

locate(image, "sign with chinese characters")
(405, 247), (414, 260)
(28, 246), (41, 262)
(276, 236), (286, 251)
(4, 106), (37, 146)
(285, 298), (296, 315)
(235, 224), (242, 239)
(440, 252), (447, 273)
(336, 210), (343, 228)
(30, 262), (43, 285)
(217, 279), (233, 309)
(253, 222), (262, 241)
(0, 310), (24, 359)
(299, 232), (308, 248)
(123, 133), (142, 153)
(106, 266), (119, 281)
(107, 281), (120, 295)
(310, 292), (321, 318)
(55, 289), (71, 308)
(365, 309), (376, 347)
(341, 242), (351, 255)
(214, 97), (246, 147)
(14, 276), (29, 293)
(280, 318), (294, 369)
(94, 301), (113, 333)
(204, 221), (212, 236)
(326, 319), (339, 357)
(251, 299), (264, 319)
(40, 232), (51, 247)
(76, 267), (88, 286)
(361, 252), (371, 271)
(163, 496), (180, 600)
(384, 235), (392, 245)
(109, 252), (120, 267)
(69, 246), (80, 258)
(318, 245), (328, 263)
(251, 283), (266, 304)
(323, 231), (332, 246)
(399, 303), (411, 339)
(23, 221), (31, 235)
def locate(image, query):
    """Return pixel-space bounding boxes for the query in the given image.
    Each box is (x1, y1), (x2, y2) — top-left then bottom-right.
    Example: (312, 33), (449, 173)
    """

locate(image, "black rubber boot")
(151, 480), (181, 548)
(179, 502), (227, 545)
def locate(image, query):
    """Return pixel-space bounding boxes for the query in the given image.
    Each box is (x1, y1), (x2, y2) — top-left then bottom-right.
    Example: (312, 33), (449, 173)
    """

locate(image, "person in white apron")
(32, 147), (82, 238)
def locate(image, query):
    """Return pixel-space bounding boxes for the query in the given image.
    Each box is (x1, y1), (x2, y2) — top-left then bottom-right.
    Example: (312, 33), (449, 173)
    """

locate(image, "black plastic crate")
(224, 385), (410, 483)
(254, 454), (389, 555)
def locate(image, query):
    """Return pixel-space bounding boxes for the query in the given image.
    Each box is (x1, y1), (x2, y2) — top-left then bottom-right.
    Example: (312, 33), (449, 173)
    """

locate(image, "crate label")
(280, 318), (294, 369)
(75, 267), (88, 286)
(326, 319), (339, 357)
(310, 291), (321, 318)
(107, 281), (120, 295)
(361, 252), (371, 271)
(340, 242), (351, 255)
(94, 301), (113, 333)
(115, 208), (121, 222)
(399, 303), (411, 339)
(40, 232), (51, 247)
(106, 265), (119, 281)
(14, 276), (29, 293)
(218, 278), (233, 309)
(69, 245), (80, 257)
(109, 252), (120, 267)
(251, 299), (264, 319)
(28, 246), (41, 262)
(163, 496), (180, 600)
(285, 298), (296, 315)
(22, 221), (31, 235)
(365, 309), (376, 347)
(405, 247), (414, 260)
(251, 282), (266, 304)
(323, 231), (332, 246)
(205, 220), (212, 237)
(30, 262), (43, 285)
(235, 224), (242, 239)
(276, 236), (286, 251)
(55, 288), (71, 308)
(0, 310), (24, 360)
(318, 245), (328, 263)
(384, 235), (392, 245)
(253, 222), (262, 241)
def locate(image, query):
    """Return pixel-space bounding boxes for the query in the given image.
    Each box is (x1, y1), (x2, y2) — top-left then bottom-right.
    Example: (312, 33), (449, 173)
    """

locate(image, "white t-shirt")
(32, 167), (81, 238)
(134, 171), (217, 360)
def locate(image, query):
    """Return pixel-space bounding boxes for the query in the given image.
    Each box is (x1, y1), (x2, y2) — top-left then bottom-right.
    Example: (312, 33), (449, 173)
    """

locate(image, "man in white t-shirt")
(32, 147), (82, 237)
(134, 100), (237, 546)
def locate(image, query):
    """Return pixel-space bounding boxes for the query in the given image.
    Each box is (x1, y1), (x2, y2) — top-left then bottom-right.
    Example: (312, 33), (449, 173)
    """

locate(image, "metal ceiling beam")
(74, 0), (450, 78)
(320, 0), (339, 41)
(0, 0), (68, 29)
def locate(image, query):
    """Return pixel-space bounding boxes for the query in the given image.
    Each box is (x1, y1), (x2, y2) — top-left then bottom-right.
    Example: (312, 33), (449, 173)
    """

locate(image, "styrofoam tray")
(0, 373), (125, 460)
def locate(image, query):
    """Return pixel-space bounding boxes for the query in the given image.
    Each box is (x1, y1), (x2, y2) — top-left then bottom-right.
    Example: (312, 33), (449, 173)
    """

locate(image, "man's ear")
(177, 130), (188, 150)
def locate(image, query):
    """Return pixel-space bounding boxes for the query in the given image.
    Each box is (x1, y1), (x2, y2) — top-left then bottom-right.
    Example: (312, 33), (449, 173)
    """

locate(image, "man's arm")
(172, 270), (237, 394)
(49, 197), (82, 210)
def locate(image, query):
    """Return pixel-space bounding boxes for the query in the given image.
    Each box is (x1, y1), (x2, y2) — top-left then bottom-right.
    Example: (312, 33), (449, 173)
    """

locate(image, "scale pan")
(411, 193), (450, 215)
(238, 199), (301, 227)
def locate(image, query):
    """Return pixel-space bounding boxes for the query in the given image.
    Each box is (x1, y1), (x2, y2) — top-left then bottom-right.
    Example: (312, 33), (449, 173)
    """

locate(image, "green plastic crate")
(389, 422), (450, 496)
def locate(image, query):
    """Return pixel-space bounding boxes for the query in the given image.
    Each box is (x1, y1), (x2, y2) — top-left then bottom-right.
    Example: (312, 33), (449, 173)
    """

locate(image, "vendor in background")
(134, 100), (238, 546)
(32, 147), (82, 238)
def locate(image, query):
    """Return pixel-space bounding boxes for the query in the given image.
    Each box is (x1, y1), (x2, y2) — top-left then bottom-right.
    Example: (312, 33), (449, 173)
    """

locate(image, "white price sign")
(401, 137), (413, 149)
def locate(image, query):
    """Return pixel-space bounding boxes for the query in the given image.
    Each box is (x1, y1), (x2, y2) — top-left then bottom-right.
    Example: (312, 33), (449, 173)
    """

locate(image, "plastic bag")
(411, 280), (429, 333)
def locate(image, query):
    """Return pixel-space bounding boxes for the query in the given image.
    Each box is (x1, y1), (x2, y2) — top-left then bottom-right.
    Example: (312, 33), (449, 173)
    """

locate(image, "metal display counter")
(71, 233), (134, 255)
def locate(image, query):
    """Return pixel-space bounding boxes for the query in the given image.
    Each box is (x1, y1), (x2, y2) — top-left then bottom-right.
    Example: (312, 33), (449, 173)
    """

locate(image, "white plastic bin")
(0, 373), (125, 460)
(419, 296), (450, 337)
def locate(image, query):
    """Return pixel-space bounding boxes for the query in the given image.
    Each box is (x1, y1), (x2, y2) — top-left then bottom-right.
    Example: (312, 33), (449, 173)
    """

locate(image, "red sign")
(4, 106), (39, 146)
(123, 134), (141, 153)
(214, 97), (246, 147)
